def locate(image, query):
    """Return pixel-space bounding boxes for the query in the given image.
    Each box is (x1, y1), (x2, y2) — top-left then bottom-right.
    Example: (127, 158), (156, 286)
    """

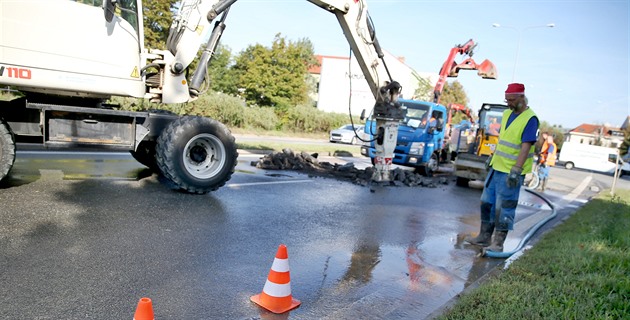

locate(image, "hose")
(482, 188), (557, 258)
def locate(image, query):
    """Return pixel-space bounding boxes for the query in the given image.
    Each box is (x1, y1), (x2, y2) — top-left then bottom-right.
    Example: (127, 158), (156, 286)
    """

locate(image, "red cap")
(505, 83), (525, 95)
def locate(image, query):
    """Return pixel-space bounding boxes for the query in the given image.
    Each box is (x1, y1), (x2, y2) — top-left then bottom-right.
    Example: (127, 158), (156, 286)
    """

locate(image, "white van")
(558, 142), (627, 174)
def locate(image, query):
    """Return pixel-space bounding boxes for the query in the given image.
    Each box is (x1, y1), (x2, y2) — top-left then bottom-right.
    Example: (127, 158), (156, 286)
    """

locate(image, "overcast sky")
(216, 0), (629, 129)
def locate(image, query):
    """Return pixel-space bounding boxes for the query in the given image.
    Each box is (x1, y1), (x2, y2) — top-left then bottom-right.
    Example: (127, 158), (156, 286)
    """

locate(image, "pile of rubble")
(252, 149), (449, 188)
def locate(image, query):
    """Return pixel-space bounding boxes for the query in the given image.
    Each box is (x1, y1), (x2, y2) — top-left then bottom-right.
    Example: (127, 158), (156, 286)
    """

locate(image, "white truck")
(0, 0), (406, 193)
(558, 142), (628, 175)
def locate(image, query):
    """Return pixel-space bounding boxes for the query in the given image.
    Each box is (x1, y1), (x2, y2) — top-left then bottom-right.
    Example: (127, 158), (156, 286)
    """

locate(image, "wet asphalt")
(1, 148), (626, 319)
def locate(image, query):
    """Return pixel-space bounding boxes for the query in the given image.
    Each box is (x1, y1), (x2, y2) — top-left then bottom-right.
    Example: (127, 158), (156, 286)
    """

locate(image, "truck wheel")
(155, 116), (238, 194)
(564, 162), (574, 170)
(455, 177), (470, 187)
(130, 141), (158, 171)
(418, 153), (439, 177)
(0, 120), (16, 182)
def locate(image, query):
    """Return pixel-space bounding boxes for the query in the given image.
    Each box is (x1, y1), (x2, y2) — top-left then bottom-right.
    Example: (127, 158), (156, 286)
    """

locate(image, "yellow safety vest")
(490, 108), (537, 174)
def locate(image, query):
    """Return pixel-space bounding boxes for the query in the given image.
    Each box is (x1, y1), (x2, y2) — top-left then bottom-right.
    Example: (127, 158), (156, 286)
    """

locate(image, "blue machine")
(361, 99), (447, 176)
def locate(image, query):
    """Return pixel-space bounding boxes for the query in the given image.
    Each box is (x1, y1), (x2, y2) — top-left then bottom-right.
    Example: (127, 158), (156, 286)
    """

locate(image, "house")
(565, 122), (626, 148)
(308, 53), (438, 116)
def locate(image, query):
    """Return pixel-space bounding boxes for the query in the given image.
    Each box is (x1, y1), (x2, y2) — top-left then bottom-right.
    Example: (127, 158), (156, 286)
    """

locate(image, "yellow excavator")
(453, 103), (508, 187)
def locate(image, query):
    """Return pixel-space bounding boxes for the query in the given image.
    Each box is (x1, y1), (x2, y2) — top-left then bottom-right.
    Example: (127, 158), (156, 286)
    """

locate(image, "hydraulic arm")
(169, 0), (405, 182)
(432, 39), (497, 104)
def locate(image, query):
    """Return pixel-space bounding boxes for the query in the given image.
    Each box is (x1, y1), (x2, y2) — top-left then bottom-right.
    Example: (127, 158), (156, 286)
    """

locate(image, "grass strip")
(437, 189), (630, 320)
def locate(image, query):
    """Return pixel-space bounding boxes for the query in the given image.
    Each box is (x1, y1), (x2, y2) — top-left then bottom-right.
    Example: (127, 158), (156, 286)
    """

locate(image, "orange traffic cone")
(133, 297), (155, 320)
(250, 244), (301, 314)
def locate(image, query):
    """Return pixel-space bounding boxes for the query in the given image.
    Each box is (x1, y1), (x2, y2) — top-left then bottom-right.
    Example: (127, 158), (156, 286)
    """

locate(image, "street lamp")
(492, 23), (555, 82)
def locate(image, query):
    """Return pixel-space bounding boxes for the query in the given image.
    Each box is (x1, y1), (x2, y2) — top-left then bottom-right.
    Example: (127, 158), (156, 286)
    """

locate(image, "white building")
(309, 52), (438, 117)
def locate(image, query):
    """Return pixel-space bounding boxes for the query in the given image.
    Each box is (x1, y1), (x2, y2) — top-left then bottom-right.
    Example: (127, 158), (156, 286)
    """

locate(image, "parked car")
(329, 124), (365, 145)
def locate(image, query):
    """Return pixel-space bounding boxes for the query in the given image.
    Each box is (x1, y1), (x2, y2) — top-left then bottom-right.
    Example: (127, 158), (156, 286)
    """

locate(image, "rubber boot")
(465, 223), (495, 247)
(486, 230), (508, 252)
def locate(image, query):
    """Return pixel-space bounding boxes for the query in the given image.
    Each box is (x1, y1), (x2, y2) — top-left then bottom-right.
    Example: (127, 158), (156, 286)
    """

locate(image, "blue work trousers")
(480, 168), (523, 231)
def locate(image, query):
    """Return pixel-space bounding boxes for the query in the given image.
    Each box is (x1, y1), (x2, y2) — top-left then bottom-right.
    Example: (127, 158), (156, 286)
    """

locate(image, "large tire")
(130, 109), (177, 171)
(417, 152), (439, 177)
(0, 120), (16, 182)
(155, 116), (238, 194)
(130, 141), (158, 171)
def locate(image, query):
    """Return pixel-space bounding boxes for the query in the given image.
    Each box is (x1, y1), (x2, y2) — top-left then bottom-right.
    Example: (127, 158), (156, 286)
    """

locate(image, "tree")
(620, 127), (630, 156)
(231, 34), (317, 111)
(538, 121), (565, 150)
(206, 44), (238, 94)
(439, 81), (471, 124)
(142, 0), (177, 50)
(411, 73), (433, 101)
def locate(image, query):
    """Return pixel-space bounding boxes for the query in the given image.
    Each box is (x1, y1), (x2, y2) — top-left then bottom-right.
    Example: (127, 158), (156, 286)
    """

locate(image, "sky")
(215, 0), (629, 130)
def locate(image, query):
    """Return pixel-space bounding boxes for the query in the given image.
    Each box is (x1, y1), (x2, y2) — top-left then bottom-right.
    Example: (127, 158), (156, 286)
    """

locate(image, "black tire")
(130, 141), (158, 171)
(455, 177), (470, 187)
(564, 162), (574, 170)
(155, 116), (238, 194)
(418, 153), (439, 177)
(0, 120), (16, 182)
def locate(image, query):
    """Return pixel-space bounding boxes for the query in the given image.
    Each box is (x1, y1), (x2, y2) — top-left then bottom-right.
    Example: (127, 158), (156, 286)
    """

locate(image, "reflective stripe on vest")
(490, 108), (537, 174)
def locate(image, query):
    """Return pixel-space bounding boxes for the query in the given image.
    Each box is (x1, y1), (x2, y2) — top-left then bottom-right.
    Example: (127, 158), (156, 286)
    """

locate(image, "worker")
(537, 131), (549, 156)
(465, 83), (539, 252)
(537, 135), (557, 191)
(487, 116), (501, 135)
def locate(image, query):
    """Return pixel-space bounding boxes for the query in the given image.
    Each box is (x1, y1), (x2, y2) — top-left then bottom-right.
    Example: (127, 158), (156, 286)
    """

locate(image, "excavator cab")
(473, 104), (508, 156)
(453, 103), (508, 187)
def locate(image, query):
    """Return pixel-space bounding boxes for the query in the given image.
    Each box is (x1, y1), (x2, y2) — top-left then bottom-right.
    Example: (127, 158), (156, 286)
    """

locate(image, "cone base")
(250, 293), (301, 314)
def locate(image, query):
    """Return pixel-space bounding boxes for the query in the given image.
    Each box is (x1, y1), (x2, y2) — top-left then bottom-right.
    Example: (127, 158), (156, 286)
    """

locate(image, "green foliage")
(440, 81), (469, 107)
(207, 44), (238, 94)
(231, 34), (317, 111)
(142, 0), (176, 50)
(242, 106), (279, 131)
(539, 121), (565, 149)
(412, 72), (433, 101)
(620, 126), (630, 156)
(281, 104), (352, 133)
(439, 81), (472, 124)
(437, 189), (630, 320)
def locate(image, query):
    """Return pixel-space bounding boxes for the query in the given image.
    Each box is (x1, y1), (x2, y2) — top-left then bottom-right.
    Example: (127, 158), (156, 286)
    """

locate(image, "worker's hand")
(506, 166), (523, 188)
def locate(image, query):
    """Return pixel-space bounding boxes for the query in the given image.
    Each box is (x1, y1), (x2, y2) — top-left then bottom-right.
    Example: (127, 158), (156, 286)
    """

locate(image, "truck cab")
(361, 99), (447, 176)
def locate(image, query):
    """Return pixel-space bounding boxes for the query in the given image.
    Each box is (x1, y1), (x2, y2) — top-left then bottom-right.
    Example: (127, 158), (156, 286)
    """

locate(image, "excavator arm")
(165, 0), (404, 182)
(432, 39), (497, 104)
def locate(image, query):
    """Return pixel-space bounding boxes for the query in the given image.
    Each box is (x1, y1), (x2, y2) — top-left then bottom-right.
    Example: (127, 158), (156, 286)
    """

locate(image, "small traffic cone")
(133, 297), (155, 320)
(250, 244), (301, 314)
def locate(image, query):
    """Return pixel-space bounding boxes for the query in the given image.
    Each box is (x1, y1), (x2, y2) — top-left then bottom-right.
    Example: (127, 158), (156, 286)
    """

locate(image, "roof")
(570, 123), (622, 137)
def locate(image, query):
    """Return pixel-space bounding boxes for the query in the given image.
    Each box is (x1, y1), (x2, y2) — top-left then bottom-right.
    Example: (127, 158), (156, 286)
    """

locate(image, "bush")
(281, 104), (358, 133)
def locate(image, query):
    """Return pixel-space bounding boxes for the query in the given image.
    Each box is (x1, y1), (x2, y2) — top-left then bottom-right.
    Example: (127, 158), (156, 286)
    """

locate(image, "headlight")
(410, 142), (425, 155)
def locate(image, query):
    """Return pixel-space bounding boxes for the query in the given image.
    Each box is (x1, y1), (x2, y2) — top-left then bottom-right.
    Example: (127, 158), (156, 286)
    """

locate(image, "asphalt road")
(1, 148), (627, 319)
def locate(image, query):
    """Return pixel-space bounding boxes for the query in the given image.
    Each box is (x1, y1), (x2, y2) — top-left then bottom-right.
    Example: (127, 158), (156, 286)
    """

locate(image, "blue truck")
(360, 99), (447, 176)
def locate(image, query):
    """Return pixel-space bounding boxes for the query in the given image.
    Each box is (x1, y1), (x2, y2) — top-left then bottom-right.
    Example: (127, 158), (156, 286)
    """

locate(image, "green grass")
(437, 189), (630, 319)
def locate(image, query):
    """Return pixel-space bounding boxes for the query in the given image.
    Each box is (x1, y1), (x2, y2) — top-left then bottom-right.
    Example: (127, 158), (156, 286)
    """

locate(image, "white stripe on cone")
(262, 280), (292, 297)
(271, 257), (290, 272)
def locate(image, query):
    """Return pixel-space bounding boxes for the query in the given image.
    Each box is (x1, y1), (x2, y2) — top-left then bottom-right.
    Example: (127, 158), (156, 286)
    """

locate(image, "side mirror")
(360, 109), (366, 121)
(104, 0), (116, 22)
